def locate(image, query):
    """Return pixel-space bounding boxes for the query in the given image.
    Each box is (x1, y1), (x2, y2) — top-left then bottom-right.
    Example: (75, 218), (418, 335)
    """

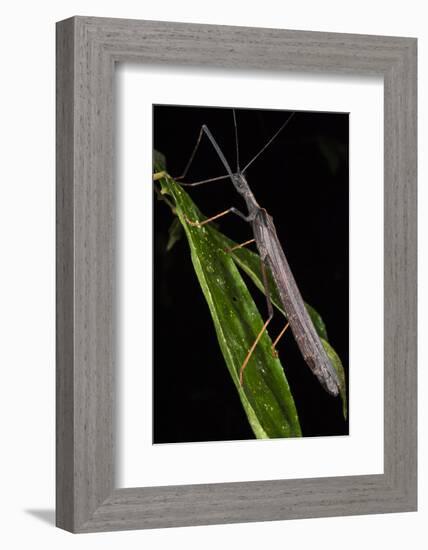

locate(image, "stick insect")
(169, 109), (340, 397)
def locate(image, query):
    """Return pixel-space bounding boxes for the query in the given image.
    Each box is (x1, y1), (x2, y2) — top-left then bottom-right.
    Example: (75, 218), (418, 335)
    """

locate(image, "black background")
(153, 105), (349, 443)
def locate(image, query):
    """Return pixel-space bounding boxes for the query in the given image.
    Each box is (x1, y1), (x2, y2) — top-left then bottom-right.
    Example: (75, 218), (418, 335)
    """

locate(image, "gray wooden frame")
(56, 16), (417, 533)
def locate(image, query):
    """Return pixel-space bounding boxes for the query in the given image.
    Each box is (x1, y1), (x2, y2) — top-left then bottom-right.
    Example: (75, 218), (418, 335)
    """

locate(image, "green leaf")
(157, 172), (301, 439)
(321, 338), (348, 420)
(166, 217), (183, 252)
(305, 302), (329, 342)
(153, 150), (167, 172)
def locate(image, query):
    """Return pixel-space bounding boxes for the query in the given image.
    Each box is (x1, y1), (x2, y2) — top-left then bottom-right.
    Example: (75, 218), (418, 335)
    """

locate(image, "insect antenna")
(242, 111), (295, 174)
(232, 109), (241, 173)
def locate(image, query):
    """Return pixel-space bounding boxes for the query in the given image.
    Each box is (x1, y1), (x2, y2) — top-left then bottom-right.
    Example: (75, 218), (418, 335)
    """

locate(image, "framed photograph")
(56, 16), (417, 532)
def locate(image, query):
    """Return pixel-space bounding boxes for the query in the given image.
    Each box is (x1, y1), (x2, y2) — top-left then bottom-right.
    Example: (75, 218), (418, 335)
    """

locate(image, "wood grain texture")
(56, 18), (75, 532)
(56, 16), (417, 533)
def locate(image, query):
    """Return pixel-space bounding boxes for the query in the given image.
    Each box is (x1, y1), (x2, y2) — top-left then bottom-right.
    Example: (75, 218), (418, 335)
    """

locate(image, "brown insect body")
(252, 207), (340, 396)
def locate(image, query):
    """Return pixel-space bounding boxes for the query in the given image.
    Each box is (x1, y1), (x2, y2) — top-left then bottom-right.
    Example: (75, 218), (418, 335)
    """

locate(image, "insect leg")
(185, 207), (253, 228)
(224, 238), (255, 253)
(239, 259), (274, 386)
(239, 316), (273, 386)
(271, 322), (290, 358)
(178, 174), (231, 187)
(176, 125), (206, 181)
(176, 124), (235, 187)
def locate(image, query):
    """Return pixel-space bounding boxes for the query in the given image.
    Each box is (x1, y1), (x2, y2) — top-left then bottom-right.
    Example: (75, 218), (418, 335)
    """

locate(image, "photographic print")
(153, 104), (349, 444)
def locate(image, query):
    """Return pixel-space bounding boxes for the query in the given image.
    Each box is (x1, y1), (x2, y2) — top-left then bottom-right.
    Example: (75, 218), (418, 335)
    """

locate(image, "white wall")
(0, 1), (425, 548)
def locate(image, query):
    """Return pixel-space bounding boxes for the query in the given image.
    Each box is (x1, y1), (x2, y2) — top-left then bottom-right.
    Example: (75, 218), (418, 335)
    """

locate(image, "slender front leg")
(176, 125), (206, 181)
(176, 124), (239, 192)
